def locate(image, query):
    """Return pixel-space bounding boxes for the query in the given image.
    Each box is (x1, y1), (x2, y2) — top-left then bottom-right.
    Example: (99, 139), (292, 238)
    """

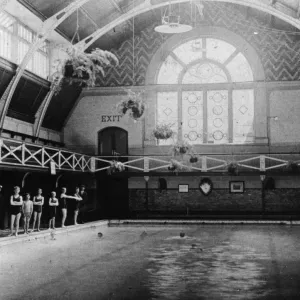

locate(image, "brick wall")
(128, 176), (300, 214)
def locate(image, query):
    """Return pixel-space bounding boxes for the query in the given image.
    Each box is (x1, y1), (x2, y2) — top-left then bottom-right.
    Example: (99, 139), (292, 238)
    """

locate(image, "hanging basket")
(116, 90), (145, 121)
(171, 141), (192, 156)
(107, 161), (125, 175)
(52, 47), (118, 92)
(64, 63), (89, 80)
(227, 162), (239, 175)
(189, 156), (198, 163)
(153, 124), (174, 140)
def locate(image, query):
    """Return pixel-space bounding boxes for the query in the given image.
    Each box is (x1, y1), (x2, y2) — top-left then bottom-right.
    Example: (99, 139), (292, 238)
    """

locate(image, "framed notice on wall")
(229, 181), (244, 193)
(178, 184), (189, 193)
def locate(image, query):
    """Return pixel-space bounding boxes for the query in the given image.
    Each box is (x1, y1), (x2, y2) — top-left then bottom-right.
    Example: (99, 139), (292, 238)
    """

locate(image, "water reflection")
(146, 235), (270, 300)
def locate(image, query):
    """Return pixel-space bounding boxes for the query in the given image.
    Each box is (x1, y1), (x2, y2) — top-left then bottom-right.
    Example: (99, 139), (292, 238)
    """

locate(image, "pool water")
(1, 224), (300, 299)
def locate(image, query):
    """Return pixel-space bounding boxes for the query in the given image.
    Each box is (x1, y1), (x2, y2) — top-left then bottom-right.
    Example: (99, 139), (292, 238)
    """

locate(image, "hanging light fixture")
(154, 2), (192, 34)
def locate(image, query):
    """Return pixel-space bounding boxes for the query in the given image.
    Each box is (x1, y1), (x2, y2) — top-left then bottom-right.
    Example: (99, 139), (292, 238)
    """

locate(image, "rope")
(132, 0), (135, 86)
(71, 8), (80, 44)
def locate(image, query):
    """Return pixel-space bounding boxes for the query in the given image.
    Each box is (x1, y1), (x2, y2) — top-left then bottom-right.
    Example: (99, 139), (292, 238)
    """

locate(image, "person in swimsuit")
(32, 188), (44, 232)
(9, 186), (23, 237)
(73, 187), (82, 225)
(60, 187), (80, 228)
(48, 191), (58, 230)
(22, 193), (33, 234)
(78, 185), (88, 224)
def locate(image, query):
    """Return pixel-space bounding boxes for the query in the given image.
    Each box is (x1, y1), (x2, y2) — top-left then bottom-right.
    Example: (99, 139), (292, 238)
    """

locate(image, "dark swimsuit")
(60, 196), (67, 209)
(10, 195), (22, 215)
(33, 196), (43, 213)
(49, 198), (58, 218)
(74, 193), (80, 211)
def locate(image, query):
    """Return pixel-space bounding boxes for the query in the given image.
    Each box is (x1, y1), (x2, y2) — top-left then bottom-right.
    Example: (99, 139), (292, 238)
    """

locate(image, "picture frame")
(229, 181), (244, 193)
(178, 184), (189, 193)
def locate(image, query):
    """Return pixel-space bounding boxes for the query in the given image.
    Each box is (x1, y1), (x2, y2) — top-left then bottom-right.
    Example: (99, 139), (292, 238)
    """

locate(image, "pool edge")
(0, 220), (109, 247)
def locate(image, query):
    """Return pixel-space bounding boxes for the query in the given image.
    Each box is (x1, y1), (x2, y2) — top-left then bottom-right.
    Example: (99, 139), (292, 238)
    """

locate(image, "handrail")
(0, 136), (299, 173)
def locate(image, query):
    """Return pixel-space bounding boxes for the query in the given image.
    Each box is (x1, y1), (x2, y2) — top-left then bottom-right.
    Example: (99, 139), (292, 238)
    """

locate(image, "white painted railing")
(94, 154), (300, 173)
(0, 137), (299, 173)
(0, 137), (92, 172)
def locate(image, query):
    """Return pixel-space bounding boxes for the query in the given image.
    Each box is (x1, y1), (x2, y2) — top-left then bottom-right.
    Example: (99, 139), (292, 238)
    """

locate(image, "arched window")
(156, 37), (255, 145)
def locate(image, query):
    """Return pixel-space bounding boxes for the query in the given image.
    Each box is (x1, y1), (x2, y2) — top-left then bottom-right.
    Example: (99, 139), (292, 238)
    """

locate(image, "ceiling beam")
(108, 0), (134, 30)
(75, 0), (300, 52)
(0, 0), (92, 135)
(0, 0), (11, 13)
(33, 0), (300, 138)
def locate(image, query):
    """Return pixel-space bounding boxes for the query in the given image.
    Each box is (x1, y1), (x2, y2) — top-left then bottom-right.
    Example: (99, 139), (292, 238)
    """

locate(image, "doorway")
(97, 127), (129, 218)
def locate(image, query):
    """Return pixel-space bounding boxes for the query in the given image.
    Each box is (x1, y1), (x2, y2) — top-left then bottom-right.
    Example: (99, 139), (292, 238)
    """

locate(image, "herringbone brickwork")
(97, 3), (300, 87)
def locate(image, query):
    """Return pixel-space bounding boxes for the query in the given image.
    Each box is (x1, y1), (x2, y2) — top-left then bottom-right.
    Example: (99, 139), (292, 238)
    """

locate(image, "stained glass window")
(206, 38), (236, 64)
(156, 37), (255, 144)
(182, 63), (228, 84)
(182, 91), (204, 144)
(157, 55), (183, 84)
(226, 53), (253, 82)
(157, 92), (178, 145)
(173, 39), (203, 65)
(233, 90), (255, 143)
(207, 91), (229, 144)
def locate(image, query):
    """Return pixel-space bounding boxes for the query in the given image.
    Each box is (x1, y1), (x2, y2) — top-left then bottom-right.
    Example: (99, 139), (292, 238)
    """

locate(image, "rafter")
(75, 0), (300, 51)
(17, 0), (300, 138)
(0, 0), (10, 13)
(0, 0), (92, 134)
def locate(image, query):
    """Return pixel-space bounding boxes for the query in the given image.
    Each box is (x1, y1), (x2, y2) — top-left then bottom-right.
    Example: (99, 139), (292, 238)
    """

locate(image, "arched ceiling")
(17, 0), (300, 51)
(2, 0), (300, 132)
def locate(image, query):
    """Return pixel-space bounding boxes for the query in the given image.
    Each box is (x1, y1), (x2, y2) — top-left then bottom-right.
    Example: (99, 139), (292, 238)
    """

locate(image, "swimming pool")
(0, 223), (300, 299)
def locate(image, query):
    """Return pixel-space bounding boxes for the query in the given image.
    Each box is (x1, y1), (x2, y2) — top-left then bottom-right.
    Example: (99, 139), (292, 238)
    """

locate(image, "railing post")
(58, 150), (61, 169)
(0, 138), (2, 162)
(72, 154), (75, 171)
(202, 156), (207, 172)
(144, 157), (149, 173)
(21, 143), (25, 165)
(81, 156), (85, 171)
(90, 157), (96, 172)
(41, 147), (45, 167)
(260, 155), (266, 172)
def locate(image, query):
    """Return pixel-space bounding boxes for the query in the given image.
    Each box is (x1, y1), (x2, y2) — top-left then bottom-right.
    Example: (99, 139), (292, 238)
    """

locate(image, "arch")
(78, 0), (300, 51)
(146, 26), (265, 85)
(98, 127), (128, 156)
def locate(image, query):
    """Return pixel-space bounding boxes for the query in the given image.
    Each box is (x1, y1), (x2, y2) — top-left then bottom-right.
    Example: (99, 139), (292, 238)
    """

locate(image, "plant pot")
(168, 166), (176, 171)
(154, 132), (172, 140)
(190, 157), (198, 163)
(154, 132), (163, 139)
(131, 105), (144, 119)
(179, 147), (187, 154)
(64, 64), (89, 80)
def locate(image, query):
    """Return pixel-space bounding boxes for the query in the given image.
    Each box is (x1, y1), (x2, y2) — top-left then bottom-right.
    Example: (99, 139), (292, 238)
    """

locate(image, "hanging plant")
(52, 47), (119, 93)
(189, 155), (198, 163)
(153, 123), (174, 140)
(107, 160), (125, 175)
(168, 159), (186, 173)
(227, 161), (239, 176)
(171, 140), (192, 156)
(285, 161), (299, 173)
(116, 89), (145, 121)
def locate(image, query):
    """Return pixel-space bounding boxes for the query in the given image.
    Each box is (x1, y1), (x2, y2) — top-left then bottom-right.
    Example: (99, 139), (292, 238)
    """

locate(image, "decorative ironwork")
(0, 0), (91, 132)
